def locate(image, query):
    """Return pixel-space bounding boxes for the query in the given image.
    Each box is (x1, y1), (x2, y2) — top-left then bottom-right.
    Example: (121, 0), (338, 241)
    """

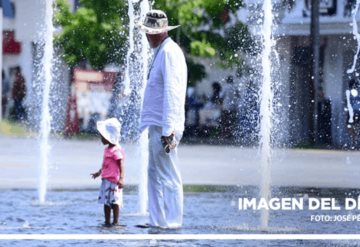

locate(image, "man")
(139, 9), (187, 228)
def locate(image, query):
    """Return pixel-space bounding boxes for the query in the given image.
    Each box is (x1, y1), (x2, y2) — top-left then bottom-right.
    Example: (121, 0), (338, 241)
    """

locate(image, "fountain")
(259, 0), (275, 230)
(346, 0), (360, 127)
(124, 1), (136, 97)
(347, 0), (360, 75)
(125, 0), (150, 215)
(136, 0), (151, 216)
(38, 0), (54, 204)
(239, 0), (278, 229)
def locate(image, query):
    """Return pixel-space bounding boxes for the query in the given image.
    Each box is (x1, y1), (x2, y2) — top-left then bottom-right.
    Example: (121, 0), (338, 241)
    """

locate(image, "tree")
(153, 0), (253, 83)
(55, 0), (295, 80)
(55, 0), (252, 80)
(54, 0), (128, 69)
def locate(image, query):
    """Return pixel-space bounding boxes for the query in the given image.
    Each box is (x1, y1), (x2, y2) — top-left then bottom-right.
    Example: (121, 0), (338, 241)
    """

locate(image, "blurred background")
(0, 0), (359, 149)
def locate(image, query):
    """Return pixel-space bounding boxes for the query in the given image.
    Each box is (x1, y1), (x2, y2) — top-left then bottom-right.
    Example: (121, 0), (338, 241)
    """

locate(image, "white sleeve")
(161, 48), (182, 136)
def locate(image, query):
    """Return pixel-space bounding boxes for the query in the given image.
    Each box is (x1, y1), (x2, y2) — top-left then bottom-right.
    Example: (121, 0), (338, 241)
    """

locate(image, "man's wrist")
(162, 126), (174, 136)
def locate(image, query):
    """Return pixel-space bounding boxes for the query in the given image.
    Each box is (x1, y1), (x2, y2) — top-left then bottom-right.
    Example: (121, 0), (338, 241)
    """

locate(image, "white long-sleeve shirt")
(140, 37), (187, 136)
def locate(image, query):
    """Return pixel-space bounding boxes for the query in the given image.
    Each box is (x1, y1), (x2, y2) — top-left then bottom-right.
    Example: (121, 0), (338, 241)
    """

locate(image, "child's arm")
(118, 159), (125, 188)
(91, 168), (102, 179)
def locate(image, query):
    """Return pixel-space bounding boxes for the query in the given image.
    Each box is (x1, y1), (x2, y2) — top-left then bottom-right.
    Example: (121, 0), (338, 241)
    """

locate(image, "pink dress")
(98, 145), (125, 206)
(101, 145), (125, 183)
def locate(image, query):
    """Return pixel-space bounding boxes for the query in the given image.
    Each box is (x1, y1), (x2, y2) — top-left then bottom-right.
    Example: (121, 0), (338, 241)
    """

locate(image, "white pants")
(147, 126), (183, 228)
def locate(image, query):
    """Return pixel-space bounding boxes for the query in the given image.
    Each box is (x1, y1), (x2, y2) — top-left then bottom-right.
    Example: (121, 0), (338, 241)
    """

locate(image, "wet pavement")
(1, 135), (360, 189)
(2, 135), (360, 246)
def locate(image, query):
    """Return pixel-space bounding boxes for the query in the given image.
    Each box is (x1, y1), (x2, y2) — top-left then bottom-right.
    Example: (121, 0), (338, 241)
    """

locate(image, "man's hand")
(161, 133), (177, 153)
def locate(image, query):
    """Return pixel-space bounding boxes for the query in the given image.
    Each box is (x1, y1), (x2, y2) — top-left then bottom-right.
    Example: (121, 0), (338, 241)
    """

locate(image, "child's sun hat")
(96, 118), (121, 145)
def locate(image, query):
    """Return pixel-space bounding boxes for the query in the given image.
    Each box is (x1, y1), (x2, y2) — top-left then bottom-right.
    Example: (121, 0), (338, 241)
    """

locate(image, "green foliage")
(54, 0), (128, 69)
(55, 0), (252, 83)
(190, 40), (216, 57)
(187, 58), (206, 86)
(0, 119), (29, 137)
(154, 0), (252, 81)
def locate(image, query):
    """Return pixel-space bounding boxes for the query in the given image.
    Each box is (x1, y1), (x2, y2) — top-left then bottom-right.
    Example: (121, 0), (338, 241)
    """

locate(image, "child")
(91, 118), (125, 227)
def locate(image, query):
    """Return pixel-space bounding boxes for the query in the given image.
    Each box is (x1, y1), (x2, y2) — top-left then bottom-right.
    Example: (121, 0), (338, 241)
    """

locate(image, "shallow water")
(1, 186), (360, 246)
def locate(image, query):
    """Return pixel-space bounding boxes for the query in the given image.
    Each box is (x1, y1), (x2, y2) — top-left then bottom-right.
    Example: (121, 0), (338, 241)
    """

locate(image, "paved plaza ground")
(1, 135), (360, 189)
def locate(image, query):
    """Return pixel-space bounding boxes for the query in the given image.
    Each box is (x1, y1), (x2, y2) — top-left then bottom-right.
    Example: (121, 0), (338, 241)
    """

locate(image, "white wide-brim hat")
(96, 118), (121, 145)
(139, 9), (180, 35)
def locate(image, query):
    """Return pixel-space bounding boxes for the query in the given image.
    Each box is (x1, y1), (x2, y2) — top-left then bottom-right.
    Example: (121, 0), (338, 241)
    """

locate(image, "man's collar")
(153, 36), (170, 49)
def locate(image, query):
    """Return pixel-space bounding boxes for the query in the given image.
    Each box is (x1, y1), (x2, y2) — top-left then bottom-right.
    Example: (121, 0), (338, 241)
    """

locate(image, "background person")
(11, 66), (26, 121)
(199, 81), (223, 127)
(1, 70), (10, 118)
(221, 75), (240, 139)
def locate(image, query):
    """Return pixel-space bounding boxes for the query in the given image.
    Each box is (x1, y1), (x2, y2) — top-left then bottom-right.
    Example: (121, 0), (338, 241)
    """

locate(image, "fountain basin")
(1, 137), (360, 245)
(1, 186), (360, 246)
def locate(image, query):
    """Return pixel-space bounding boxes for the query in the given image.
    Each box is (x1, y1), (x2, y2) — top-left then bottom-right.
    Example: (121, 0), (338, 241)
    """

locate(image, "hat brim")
(97, 121), (118, 145)
(138, 24), (180, 34)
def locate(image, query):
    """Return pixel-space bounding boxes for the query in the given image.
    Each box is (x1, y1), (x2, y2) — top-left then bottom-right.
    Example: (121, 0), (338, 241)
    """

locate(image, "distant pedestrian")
(221, 75), (240, 139)
(11, 66), (26, 121)
(91, 118), (125, 227)
(210, 81), (223, 107)
(185, 87), (203, 128)
(198, 82), (223, 127)
(1, 70), (10, 118)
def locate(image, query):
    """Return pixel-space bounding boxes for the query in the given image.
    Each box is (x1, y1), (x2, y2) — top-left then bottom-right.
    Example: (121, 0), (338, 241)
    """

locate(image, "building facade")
(274, 0), (359, 147)
(1, 0), (71, 130)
